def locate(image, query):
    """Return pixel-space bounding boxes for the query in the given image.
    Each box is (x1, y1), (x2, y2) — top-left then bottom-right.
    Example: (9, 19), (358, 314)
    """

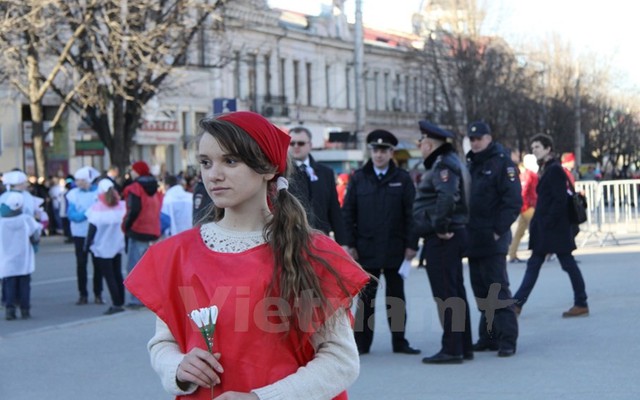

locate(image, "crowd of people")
(0, 163), (197, 319)
(0, 111), (595, 399)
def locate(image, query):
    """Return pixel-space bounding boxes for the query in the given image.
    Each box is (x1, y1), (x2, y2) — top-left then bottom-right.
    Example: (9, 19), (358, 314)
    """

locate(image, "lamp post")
(354, 0), (365, 150)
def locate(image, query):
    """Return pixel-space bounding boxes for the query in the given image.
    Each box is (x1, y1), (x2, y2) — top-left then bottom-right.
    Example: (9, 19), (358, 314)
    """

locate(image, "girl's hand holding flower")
(176, 348), (223, 389)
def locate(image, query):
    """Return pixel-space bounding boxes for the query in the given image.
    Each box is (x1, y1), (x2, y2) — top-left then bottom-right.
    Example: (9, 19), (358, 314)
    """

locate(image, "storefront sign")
(135, 112), (181, 144)
(75, 140), (105, 156)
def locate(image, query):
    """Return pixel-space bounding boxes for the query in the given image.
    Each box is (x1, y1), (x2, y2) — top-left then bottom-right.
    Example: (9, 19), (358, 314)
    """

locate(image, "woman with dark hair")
(514, 134), (589, 318)
(125, 111), (368, 399)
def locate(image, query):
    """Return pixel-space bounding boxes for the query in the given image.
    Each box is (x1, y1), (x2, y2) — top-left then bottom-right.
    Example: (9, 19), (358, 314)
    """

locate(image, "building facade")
(0, 0), (431, 177)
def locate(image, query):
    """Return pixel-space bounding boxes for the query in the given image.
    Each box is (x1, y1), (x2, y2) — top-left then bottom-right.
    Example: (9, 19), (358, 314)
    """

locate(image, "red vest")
(123, 181), (162, 237)
(125, 229), (368, 399)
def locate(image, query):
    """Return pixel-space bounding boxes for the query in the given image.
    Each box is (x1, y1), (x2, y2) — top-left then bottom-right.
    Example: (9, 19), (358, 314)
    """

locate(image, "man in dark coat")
(466, 121), (521, 357)
(514, 134), (589, 318)
(287, 126), (348, 246)
(413, 121), (474, 364)
(342, 129), (420, 355)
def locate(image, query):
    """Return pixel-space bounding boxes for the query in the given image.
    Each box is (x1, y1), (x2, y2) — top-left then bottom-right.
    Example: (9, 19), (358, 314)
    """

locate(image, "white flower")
(189, 305), (219, 328)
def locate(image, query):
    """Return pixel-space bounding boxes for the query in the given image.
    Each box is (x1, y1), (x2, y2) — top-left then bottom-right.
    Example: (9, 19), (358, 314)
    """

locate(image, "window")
(384, 72), (389, 111)
(264, 55), (271, 98)
(345, 66), (351, 109)
(325, 64), (331, 108)
(233, 51), (241, 98)
(279, 58), (286, 97)
(293, 60), (300, 103)
(306, 62), (312, 106)
(248, 54), (257, 111)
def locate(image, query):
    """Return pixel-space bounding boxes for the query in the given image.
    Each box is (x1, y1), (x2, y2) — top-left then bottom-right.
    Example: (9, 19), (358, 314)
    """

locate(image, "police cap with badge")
(419, 120), (454, 141)
(467, 121), (491, 138)
(366, 129), (398, 149)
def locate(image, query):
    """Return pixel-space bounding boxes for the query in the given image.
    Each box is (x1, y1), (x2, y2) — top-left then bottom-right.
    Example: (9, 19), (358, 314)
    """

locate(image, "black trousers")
(468, 254), (518, 351)
(424, 229), (473, 357)
(354, 267), (409, 352)
(73, 237), (102, 298)
(94, 255), (124, 307)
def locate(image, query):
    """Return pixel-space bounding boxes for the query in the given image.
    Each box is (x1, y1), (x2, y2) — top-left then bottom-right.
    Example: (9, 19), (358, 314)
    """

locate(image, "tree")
(0, 0), (90, 177)
(49, 0), (228, 174)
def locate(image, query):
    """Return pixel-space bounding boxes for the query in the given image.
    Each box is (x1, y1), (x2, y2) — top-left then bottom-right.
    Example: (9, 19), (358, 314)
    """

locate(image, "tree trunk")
(30, 104), (48, 178)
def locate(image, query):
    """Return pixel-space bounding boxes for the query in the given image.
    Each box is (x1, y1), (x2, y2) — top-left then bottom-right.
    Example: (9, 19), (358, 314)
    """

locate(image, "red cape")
(125, 228), (368, 399)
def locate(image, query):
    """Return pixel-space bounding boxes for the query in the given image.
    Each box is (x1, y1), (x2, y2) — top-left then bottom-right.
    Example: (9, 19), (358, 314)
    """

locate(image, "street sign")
(213, 98), (237, 115)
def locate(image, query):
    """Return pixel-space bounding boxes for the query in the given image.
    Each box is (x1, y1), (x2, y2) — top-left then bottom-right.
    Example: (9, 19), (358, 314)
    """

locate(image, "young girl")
(125, 111), (368, 400)
(85, 179), (127, 315)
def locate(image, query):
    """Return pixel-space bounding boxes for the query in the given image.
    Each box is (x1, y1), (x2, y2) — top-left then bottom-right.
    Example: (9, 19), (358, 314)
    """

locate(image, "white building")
(0, 0), (430, 177)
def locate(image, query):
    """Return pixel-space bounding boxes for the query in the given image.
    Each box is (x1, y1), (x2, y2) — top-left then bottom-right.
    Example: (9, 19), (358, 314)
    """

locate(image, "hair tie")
(276, 176), (289, 191)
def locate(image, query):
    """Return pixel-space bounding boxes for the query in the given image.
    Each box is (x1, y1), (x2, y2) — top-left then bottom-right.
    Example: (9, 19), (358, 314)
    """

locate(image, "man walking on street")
(466, 121), (521, 357)
(342, 129), (420, 355)
(413, 121), (473, 364)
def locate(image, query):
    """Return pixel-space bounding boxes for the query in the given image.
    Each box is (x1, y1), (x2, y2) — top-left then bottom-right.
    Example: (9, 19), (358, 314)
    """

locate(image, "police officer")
(413, 121), (473, 364)
(343, 129), (420, 355)
(466, 121), (522, 357)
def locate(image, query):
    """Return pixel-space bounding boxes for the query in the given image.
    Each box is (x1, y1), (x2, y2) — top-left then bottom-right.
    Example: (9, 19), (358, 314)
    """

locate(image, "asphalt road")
(1, 232), (639, 399)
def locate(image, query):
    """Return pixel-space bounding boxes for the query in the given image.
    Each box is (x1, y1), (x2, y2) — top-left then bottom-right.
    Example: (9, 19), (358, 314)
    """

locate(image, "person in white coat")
(85, 179), (127, 315)
(160, 175), (193, 236)
(0, 192), (42, 320)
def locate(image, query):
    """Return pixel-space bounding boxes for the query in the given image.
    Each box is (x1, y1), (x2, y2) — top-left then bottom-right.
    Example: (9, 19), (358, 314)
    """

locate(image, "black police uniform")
(413, 121), (473, 362)
(466, 129), (522, 355)
(192, 179), (212, 224)
(342, 129), (420, 355)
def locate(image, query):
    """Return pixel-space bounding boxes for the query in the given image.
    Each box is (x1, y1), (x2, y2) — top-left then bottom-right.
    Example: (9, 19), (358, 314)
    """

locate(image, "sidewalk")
(1, 234), (639, 399)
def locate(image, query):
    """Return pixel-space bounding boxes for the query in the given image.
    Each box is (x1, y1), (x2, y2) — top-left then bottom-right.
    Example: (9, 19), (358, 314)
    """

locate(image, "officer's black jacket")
(413, 143), (470, 237)
(342, 159), (417, 269)
(466, 142), (522, 257)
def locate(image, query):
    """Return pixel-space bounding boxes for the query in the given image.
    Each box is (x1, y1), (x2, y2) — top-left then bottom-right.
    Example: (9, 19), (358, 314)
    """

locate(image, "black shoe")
(422, 352), (463, 364)
(104, 306), (125, 315)
(463, 352), (474, 361)
(498, 348), (516, 358)
(472, 341), (499, 352)
(76, 296), (88, 305)
(357, 348), (370, 355)
(393, 344), (421, 355)
(20, 309), (31, 319)
(5, 308), (17, 321)
(126, 303), (145, 310)
(94, 296), (104, 305)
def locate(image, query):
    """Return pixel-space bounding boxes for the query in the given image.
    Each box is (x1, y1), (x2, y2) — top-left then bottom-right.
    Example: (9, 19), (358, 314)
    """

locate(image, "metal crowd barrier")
(575, 179), (640, 246)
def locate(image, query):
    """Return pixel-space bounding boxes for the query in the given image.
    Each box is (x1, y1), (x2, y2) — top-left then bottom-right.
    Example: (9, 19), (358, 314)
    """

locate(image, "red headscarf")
(218, 112), (291, 174)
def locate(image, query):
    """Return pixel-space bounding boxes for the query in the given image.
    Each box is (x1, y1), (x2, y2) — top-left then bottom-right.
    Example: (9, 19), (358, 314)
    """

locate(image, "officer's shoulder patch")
(440, 169), (449, 183)
(506, 166), (517, 182)
(194, 193), (203, 209)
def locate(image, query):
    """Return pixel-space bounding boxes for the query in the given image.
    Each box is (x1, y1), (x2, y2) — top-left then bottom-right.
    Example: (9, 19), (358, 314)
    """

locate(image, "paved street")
(1, 233), (639, 399)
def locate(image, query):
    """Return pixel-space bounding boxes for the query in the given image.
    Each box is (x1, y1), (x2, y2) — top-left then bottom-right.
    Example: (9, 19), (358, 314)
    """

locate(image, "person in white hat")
(0, 170), (39, 219)
(66, 166), (102, 305)
(0, 191), (42, 320)
(84, 179), (127, 315)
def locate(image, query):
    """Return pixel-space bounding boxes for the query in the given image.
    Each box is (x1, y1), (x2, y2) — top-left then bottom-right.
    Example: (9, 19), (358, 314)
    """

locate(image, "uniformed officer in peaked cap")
(343, 128), (420, 356)
(413, 120), (474, 364)
(419, 120), (454, 141)
(366, 129), (398, 148)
